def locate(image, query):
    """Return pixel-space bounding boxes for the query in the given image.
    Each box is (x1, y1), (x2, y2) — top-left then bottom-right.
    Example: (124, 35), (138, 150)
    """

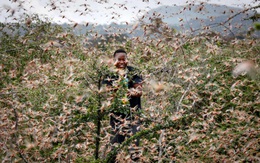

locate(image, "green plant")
(0, 4), (259, 162)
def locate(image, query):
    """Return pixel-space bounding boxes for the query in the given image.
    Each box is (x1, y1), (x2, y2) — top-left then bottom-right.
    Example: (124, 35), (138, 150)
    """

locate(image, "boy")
(103, 49), (143, 162)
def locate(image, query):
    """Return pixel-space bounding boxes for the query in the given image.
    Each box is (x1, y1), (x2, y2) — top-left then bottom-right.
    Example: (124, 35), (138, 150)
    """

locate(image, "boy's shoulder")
(127, 66), (134, 71)
(127, 66), (142, 78)
(127, 66), (140, 73)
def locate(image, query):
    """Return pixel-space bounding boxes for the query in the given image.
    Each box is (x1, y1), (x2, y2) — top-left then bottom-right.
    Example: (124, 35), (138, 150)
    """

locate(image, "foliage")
(0, 8), (260, 163)
(254, 23), (260, 30)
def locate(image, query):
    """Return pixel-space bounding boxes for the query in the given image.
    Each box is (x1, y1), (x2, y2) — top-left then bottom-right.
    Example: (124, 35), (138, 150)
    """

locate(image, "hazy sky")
(0, 0), (258, 24)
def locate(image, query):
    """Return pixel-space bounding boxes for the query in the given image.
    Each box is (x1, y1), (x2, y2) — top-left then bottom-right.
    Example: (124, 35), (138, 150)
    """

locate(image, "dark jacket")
(102, 66), (143, 113)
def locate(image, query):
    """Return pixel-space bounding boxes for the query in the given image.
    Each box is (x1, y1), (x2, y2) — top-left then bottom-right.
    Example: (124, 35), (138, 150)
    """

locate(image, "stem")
(177, 82), (192, 111)
(104, 114), (193, 163)
(95, 110), (101, 160)
(192, 4), (260, 33)
(158, 130), (165, 163)
(95, 74), (103, 160)
(12, 95), (29, 163)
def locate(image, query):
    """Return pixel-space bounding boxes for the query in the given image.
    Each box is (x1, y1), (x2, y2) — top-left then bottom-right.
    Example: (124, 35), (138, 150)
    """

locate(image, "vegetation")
(0, 2), (260, 163)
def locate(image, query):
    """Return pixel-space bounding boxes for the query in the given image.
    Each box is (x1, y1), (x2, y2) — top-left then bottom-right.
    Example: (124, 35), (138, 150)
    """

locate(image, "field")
(0, 15), (259, 162)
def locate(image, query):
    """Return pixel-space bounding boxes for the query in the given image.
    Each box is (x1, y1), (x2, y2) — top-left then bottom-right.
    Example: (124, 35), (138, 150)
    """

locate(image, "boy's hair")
(113, 49), (127, 58)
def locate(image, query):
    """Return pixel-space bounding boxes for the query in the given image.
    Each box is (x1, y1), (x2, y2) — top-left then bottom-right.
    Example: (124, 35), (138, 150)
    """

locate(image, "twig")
(12, 94), (29, 163)
(177, 82), (192, 111)
(104, 114), (193, 163)
(158, 130), (165, 163)
(221, 4), (260, 25)
(192, 4), (260, 34)
(95, 74), (103, 160)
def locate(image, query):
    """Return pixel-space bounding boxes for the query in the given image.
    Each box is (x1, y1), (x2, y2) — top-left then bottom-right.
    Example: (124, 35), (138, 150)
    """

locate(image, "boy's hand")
(128, 83), (142, 97)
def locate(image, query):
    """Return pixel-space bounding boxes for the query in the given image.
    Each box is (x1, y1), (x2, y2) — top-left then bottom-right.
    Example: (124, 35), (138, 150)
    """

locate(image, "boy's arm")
(128, 82), (142, 97)
(130, 73), (143, 97)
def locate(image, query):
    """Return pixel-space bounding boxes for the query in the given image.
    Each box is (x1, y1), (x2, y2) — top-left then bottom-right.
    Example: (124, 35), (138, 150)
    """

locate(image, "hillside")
(142, 3), (243, 25)
(0, 3), (257, 39)
(73, 3), (257, 37)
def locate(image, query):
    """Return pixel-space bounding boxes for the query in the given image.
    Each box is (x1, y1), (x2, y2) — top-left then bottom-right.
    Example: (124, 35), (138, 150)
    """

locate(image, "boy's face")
(114, 52), (128, 69)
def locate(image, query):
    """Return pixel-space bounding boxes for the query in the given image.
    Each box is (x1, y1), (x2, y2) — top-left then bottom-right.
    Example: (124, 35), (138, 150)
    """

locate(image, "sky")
(0, 0), (258, 25)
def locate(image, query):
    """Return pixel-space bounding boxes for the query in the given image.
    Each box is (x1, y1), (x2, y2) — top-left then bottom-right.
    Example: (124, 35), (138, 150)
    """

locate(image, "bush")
(0, 14), (259, 163)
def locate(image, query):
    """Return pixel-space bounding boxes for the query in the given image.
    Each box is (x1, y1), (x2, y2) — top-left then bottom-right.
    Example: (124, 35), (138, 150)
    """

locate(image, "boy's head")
(113, 49), (128, 69)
